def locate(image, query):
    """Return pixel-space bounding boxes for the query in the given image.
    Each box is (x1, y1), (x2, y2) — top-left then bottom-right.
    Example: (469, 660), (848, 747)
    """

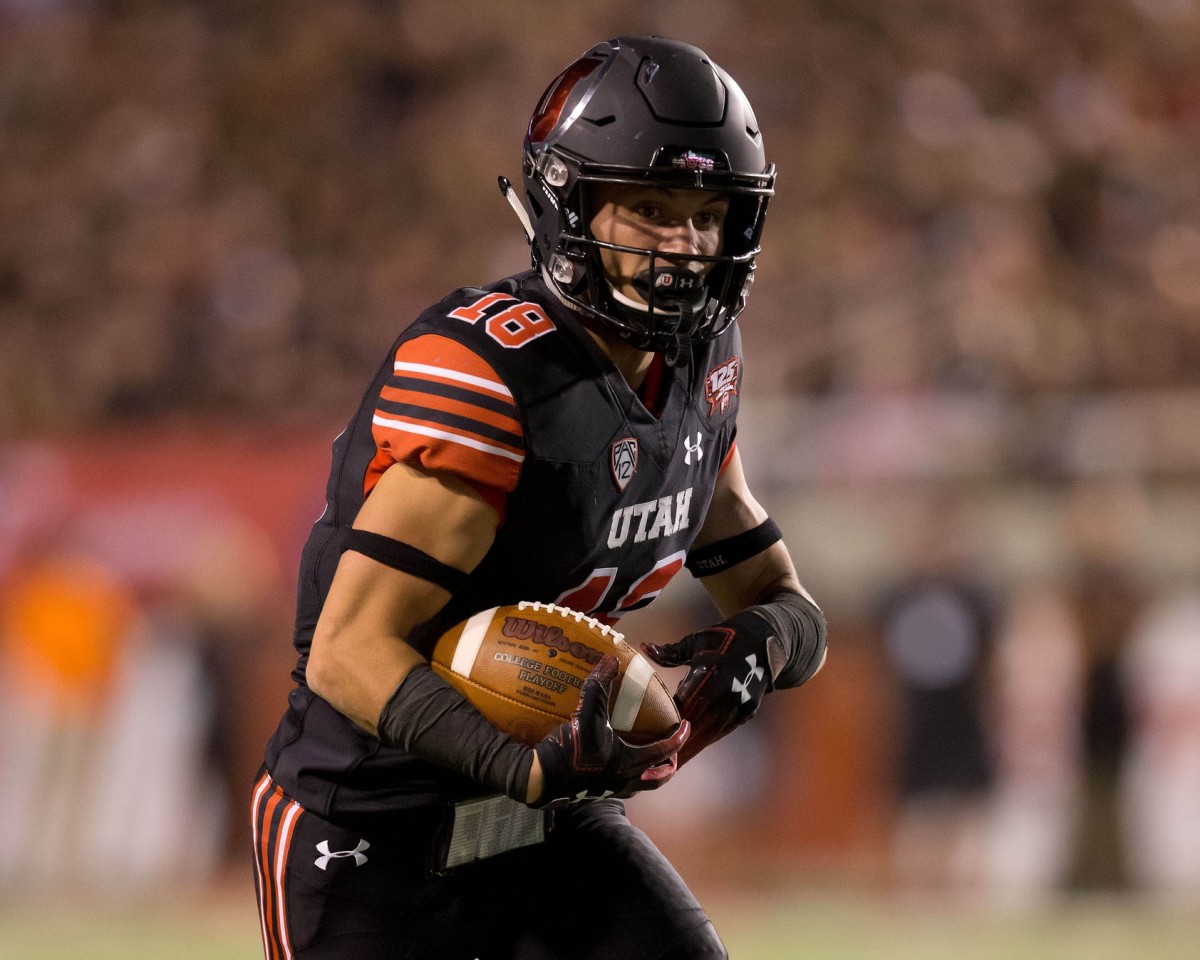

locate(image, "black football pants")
(251, 771), (727, 960)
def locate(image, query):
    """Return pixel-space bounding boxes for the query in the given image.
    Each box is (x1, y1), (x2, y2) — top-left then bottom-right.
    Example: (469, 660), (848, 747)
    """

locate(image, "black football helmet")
(502, 36), (775, 356)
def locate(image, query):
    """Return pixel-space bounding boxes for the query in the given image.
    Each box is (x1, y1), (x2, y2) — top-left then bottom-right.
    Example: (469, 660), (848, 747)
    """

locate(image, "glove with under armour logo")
(643, 608), (779, 766)
(532, 655), (690, 809)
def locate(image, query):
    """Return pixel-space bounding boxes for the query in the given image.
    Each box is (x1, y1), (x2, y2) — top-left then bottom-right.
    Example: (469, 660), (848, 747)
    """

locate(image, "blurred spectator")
(0, 549), (135, 889)
(1122, 585), (1200, 901)
(874, 491), (998, 895)
(1061, 478), (1148, 891)
(987, 582), (1084, 905)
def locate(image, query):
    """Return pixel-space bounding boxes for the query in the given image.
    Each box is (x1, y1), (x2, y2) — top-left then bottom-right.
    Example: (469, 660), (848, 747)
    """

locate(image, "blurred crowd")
(2, 0), (1199, 438)
(2, 0), (1200, 910)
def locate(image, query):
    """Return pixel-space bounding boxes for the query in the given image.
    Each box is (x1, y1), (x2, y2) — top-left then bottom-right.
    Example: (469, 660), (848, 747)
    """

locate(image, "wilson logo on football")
(502, 616), (604, 666)
(705, 357), (740, 416)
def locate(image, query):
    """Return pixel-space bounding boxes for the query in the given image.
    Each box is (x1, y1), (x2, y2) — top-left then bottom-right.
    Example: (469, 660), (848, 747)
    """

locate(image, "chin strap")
(606, 283), (694, 366)
(498, 176), (535, 244)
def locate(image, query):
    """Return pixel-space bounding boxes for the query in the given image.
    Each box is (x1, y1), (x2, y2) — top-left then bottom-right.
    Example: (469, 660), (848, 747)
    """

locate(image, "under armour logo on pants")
(314, 839), (370, 870)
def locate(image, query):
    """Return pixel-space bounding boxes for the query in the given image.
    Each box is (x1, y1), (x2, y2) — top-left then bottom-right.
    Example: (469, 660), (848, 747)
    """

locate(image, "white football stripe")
(611, 655), (653, 733)
(451, 608), (497, 677)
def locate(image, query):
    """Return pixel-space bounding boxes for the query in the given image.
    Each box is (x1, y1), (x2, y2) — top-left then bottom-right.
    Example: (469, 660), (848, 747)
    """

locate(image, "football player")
(253, 36), (827, 960)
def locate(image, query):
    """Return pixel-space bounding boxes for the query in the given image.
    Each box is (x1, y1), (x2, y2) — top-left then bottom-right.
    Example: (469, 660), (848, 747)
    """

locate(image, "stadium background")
(2, 0), (1199, 956)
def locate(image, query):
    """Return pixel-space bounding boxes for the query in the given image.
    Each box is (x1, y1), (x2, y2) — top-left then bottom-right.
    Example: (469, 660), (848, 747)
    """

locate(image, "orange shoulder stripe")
(366, 334), (524, 500)
(391, 334), (512, 398)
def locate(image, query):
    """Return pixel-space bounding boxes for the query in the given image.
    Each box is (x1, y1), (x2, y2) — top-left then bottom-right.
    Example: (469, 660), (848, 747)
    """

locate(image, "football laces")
(516, 601), (626, 645)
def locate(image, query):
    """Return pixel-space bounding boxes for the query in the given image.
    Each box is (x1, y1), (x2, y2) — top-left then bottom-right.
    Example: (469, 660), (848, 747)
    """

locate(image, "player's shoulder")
(397, 270), (581, 398)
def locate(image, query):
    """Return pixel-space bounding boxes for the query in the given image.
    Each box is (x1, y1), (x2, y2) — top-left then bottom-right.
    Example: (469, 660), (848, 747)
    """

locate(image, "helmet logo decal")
(528, 56), (605, 146)
(611, 438), (638, 491)
(671, 150), (716, 173)
(705, 357), (740, 416)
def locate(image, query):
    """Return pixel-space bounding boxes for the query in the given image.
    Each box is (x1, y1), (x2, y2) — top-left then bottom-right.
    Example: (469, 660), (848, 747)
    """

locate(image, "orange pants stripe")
(251, 771), (302, 960)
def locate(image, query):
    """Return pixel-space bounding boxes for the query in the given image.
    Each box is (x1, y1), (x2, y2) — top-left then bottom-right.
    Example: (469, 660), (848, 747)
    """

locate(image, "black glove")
(642, 608), (775, 766)
(532, 655), (690, 809)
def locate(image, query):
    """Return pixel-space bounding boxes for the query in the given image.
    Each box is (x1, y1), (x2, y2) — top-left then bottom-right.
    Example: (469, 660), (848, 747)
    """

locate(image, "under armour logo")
(684, 433), (704, 465)
(572, 789), (615, 803)
(314, 839), (370, 870)
(731, 654), (765, 704)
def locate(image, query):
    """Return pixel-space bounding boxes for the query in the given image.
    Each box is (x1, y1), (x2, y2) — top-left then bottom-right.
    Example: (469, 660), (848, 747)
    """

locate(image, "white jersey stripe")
(393, 361), (512, 399)
(611, 654), (653, 734)
(372, 415), (524, 464)
(451, 607), (498, 677)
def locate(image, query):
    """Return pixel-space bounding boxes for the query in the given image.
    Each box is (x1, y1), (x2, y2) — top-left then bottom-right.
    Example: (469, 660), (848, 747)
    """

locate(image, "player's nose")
(653, 220), (704, 257)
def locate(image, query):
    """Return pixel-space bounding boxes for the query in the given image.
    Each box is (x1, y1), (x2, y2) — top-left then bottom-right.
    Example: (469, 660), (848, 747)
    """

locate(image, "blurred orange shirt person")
(0, 554), (136, 718)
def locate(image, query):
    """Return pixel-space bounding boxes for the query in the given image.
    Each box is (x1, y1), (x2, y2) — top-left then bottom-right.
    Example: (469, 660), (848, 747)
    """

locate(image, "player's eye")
(631, 202), (663, 222)
(695, 210), (724, 229)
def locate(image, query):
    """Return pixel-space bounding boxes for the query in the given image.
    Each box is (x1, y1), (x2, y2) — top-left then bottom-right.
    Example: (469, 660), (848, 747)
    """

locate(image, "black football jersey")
(265, 271), (743, 817)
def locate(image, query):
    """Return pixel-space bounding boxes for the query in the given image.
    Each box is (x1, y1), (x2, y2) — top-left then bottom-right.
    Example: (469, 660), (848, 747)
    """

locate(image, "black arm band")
(377, 663), (533, 801)
(343, 528), (470, 595)
(748, 590), (828, 689)
(685, 518), (783, 577)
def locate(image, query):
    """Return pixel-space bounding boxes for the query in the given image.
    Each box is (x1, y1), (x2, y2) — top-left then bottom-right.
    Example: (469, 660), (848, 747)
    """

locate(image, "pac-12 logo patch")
(705, 357), (740, 416)
(611, 437), (638, 491)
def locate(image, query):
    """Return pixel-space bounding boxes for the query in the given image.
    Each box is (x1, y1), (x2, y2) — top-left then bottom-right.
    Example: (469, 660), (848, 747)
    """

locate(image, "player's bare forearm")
(700, 540), (806, 618)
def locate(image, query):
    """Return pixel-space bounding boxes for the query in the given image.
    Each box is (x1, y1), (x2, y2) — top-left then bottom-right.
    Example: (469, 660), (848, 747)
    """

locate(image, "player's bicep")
(691, 447), (766, 546)
(691, 448), (802, 619)
(341, 461), (498, 634)
(308, 462), (500, 732)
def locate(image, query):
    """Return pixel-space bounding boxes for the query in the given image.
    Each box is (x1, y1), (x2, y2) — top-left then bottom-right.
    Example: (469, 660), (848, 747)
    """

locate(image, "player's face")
(588, 184), (729, 306)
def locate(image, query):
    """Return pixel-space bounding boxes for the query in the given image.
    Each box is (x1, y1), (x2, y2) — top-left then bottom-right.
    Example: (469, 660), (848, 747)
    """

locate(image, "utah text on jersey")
(607, 488), (692, 549)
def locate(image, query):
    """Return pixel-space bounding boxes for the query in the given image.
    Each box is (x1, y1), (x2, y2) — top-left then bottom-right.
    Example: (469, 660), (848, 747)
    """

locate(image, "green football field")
(4, 884), (1199, 960)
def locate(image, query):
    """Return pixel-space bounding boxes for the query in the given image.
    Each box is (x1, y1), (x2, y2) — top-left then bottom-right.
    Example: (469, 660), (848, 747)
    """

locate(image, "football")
(431, 601), (680, 745)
